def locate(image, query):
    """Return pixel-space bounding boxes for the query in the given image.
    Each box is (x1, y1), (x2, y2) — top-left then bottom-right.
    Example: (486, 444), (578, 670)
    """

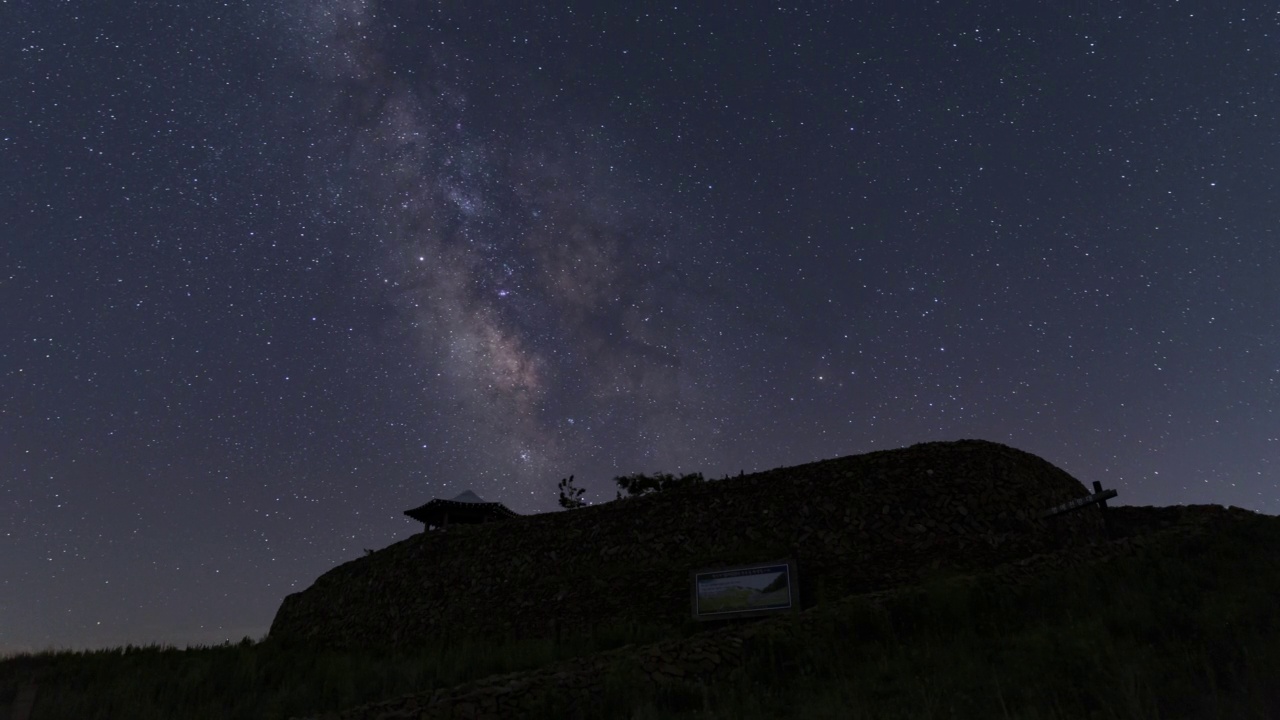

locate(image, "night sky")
(3, 1), (1277, 655)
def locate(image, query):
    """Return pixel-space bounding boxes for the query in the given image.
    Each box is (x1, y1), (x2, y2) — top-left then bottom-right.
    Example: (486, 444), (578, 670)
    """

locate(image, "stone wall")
(293, 503), (1264, 720)
(268, 439), (1110, 650)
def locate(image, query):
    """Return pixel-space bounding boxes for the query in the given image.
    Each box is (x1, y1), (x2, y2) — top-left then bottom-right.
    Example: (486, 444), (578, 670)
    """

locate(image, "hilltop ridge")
(268, 439), (1111, 650)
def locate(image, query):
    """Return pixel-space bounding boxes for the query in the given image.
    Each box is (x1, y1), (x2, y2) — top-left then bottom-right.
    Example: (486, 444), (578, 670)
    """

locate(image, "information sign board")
(690, 559), (799, 621)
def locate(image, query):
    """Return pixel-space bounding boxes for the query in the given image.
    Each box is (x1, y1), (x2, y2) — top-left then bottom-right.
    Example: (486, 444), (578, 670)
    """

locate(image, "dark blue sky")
(3, 1), (1276, 654)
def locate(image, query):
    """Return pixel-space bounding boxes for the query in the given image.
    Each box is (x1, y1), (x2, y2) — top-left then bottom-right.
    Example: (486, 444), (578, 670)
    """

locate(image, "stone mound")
(269, 439), (1110, 650)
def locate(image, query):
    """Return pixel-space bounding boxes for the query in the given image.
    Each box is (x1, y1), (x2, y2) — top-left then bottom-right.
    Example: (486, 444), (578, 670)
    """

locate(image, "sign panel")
(690, 559), (799, 622)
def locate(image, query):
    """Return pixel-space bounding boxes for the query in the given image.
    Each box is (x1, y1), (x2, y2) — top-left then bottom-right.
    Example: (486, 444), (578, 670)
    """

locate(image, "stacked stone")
(290, 508), (1252, 720)
(268, 439), (1109, 651)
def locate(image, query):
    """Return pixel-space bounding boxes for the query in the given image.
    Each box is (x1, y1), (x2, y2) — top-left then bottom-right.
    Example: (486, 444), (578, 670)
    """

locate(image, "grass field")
(3, 512), (1277, 719)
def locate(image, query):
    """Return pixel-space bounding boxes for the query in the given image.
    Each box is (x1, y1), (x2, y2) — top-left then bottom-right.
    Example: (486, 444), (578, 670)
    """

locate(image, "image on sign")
(696, 564), (792, 615)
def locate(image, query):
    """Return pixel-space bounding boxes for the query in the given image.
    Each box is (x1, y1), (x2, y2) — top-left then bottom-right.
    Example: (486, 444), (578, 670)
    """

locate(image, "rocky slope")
(291, 502), (1262, 719)
(269, 439), (1110, 650)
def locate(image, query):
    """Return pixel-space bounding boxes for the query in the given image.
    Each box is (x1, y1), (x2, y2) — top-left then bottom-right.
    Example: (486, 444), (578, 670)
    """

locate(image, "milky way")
(270, 0), (727, 489)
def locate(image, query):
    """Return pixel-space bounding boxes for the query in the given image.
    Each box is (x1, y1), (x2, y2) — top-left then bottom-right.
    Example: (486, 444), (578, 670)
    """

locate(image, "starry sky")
(2, 1), (1277, 655)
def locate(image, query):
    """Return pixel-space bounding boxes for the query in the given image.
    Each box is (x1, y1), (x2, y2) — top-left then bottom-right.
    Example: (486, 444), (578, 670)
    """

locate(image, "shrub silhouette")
(556, 471), (706, 508)
(557, 475), (587, 509)
(614, 471), (705, 500)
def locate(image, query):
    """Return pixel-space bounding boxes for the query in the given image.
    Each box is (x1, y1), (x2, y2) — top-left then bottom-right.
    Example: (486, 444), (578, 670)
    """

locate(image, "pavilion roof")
(404, 489), (519, 527)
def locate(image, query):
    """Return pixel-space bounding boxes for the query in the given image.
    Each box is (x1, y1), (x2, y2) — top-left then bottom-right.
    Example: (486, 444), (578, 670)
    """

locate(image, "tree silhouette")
(614, 471), (705, 500)
(557, 475), (587, 509)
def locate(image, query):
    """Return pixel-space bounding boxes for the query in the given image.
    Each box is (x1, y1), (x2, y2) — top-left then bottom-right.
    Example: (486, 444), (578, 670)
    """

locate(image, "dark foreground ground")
(3, 504), (1277, 719)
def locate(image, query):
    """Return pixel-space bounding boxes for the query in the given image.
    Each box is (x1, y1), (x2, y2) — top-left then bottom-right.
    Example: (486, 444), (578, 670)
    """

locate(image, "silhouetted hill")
(268, 439), (1112, 650)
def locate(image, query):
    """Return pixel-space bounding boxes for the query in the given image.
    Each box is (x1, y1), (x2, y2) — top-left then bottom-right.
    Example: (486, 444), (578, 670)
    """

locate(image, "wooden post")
(1041, 483), (1118, 519)
(1041, 482), (1119, 541)
(1091, 481), (1111, 508)
(1093, 481), (1113, 538)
